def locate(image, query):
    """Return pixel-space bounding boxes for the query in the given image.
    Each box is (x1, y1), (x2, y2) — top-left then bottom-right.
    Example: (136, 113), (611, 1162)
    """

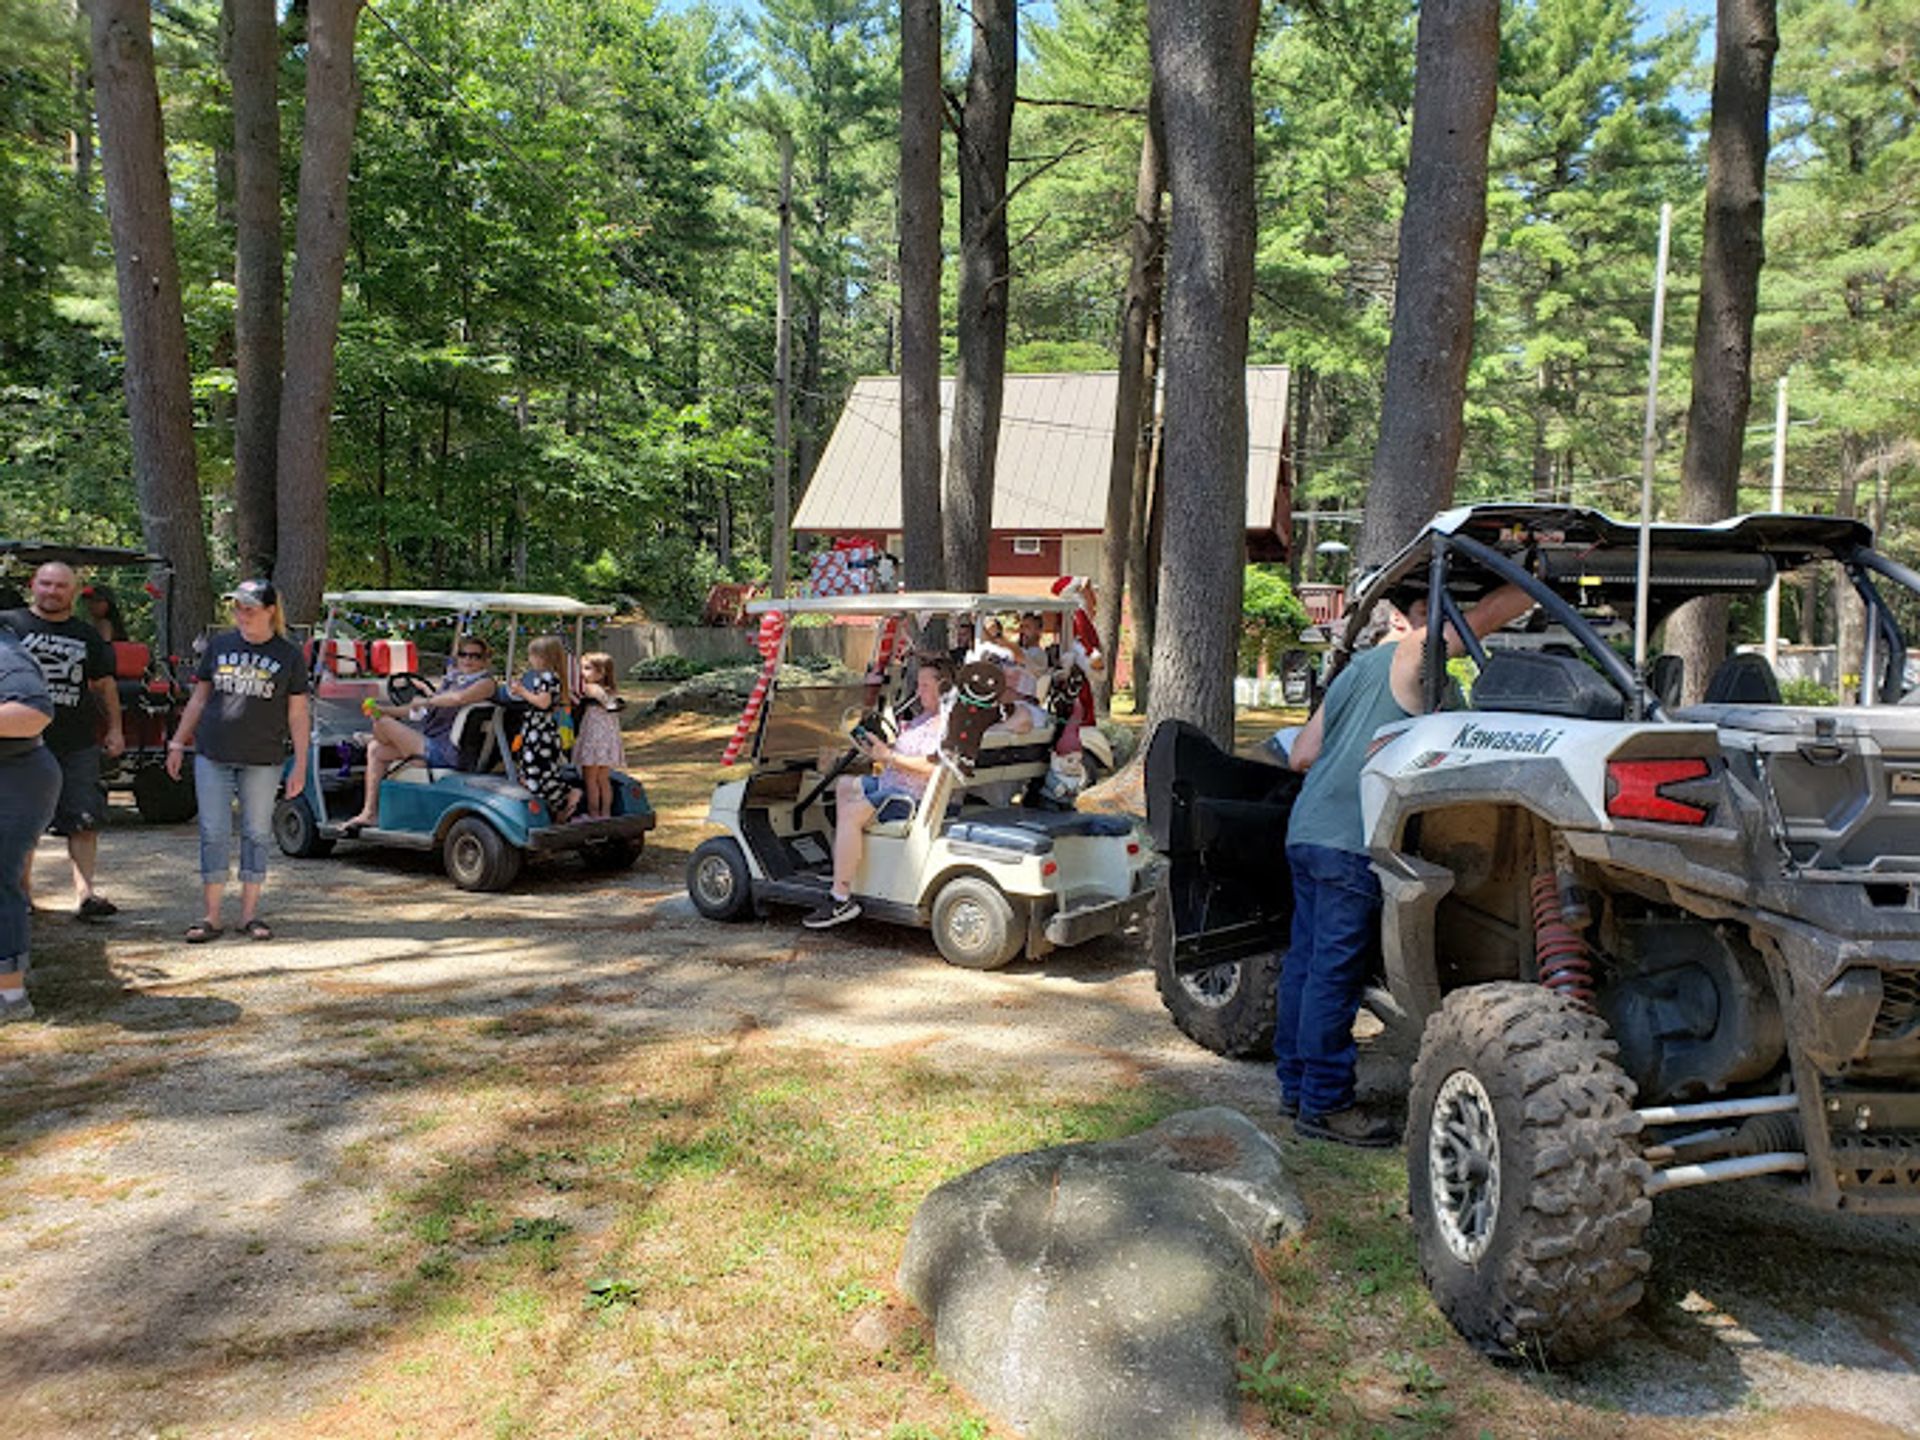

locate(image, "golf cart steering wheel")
(385, 671), (433, 707)
(796, 738), (867, 826)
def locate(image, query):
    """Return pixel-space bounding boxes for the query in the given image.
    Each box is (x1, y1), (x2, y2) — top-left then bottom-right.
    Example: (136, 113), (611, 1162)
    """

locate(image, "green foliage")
(3, 0), (1916, 638)
(629, 654), (718, 682)
(1779, 676), (1838, 707)
(1240, 564), (1310, 671)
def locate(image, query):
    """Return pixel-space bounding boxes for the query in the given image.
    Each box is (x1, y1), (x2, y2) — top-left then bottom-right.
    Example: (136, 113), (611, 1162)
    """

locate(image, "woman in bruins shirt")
(165, 580), (311, 942)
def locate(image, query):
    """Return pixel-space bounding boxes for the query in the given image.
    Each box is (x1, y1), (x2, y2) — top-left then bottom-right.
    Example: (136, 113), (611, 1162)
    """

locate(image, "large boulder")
(898, 1106), (1306, 1440)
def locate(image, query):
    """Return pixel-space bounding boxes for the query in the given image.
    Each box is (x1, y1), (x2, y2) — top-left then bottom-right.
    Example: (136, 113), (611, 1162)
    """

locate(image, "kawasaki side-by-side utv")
(1148, 503), (1920, 1361)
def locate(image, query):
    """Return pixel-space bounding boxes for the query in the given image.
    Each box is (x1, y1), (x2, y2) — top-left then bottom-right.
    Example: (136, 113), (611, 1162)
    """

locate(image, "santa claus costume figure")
(1046, 575), (1103, 753)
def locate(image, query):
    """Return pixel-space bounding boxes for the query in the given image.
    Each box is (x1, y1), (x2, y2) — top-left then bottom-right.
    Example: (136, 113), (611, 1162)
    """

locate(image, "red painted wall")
(988, 532), (1065, 577)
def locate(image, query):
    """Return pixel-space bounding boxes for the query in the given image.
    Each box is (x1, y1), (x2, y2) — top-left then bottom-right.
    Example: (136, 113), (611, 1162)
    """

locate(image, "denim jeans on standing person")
(1276, 842), (1385, 1118)
(193, 756), (281, 885)
(0, 747), (62, 968)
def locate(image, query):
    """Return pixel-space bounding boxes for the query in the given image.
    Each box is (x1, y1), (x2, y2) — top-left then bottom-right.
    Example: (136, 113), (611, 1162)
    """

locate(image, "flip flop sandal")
(242, 919), (273, 942)
(184, 920), (223, 944)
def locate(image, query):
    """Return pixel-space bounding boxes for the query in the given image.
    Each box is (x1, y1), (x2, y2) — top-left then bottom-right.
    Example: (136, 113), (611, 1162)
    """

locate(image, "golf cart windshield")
(744, 591), (1084, 766)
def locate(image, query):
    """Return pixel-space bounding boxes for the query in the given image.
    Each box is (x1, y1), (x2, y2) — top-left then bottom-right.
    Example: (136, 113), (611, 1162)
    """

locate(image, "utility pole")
(1764, 375), (1787, 664)
(773, 133), (794, 599)
(1632, 202), (1673, 708)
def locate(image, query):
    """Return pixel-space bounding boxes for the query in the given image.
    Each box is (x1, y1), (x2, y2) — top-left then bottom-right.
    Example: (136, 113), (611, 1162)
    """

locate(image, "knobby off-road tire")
(1408, 982), (1652, 1364)
(1148, 878), (1280, 1059)
(443, 815), (523, 891)
(273, 796), (334, 858)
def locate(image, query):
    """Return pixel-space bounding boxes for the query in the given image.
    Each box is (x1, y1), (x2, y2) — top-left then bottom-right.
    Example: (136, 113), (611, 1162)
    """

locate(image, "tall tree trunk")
(1142, 0), (1259, 748)
(898, 0), (945, 590)
(512, 384), (531, 586)
(1356, 0), (1501, 567)
(941, 0), (1017, 593)
(274, 0), (362, 623)
(1128, 395), (1165, 710)
(1664, 0), (1777, 703)
(229, 0), (282, 577)
(87, 0), (214, 657)
(1095, 88), (1166, 709)
(68, 0), (93, 198)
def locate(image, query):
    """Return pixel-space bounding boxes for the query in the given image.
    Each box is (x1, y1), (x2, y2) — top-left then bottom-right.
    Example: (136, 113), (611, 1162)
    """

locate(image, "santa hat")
(1049, 575), (1085, 601)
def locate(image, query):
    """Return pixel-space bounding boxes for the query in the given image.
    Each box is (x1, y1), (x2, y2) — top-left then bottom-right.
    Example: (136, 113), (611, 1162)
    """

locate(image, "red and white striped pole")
(722, 611), (787, 766)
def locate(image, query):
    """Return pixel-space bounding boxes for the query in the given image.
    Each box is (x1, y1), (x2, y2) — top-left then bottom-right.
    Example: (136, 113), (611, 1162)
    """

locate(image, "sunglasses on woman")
(457, 648), (487, 660)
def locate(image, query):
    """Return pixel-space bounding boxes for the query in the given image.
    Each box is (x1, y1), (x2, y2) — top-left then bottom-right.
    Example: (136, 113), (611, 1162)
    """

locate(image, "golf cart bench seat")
(943, 808), (1132, 855)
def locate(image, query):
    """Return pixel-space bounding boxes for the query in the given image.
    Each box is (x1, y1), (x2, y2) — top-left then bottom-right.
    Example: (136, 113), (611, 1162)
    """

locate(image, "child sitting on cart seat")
(803, 656), (955, 931)
(342, 634), (498, 831)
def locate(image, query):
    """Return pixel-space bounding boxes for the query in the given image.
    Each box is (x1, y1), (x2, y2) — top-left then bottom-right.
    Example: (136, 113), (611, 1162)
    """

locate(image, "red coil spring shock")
(1531, 872), (1596, 1007)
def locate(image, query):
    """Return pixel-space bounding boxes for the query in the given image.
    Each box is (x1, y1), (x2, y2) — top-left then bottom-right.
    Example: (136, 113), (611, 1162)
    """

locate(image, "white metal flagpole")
(1634, 203), (1674, 711)
(1764, 375), (1788, 664)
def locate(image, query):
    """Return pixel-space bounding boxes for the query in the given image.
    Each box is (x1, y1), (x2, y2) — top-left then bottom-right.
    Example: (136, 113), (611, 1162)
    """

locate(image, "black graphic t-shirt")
(0, 608), (112, 755)
(193, 630), (310, 767)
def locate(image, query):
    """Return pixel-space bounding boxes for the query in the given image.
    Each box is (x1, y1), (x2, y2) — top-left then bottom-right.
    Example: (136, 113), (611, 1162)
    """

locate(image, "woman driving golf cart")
(805, 654), (953, 930)
(342, 634), (496, 831)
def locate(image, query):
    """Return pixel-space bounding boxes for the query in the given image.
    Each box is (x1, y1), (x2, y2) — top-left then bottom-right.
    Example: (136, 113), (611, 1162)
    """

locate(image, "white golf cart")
(686, 592), (1156, 968)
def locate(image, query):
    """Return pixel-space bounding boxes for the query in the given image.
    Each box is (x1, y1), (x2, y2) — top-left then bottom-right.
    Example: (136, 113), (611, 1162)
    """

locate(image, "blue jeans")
(1276, 843), (1383, 1117)
(1, 746), (61, 967)
(194, 756), (280, 885)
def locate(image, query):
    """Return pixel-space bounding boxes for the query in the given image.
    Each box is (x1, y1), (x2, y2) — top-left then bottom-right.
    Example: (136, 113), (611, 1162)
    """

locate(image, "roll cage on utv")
(1148, 503), (1920, 1361)
(0, 539), (197, 822)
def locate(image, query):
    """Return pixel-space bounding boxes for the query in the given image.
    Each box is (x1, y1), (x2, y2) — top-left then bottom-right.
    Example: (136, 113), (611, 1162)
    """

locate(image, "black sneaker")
(801, 895), (862, 930)
(1295, 1106), (1397, 1149)
(76, 895), (118, 921)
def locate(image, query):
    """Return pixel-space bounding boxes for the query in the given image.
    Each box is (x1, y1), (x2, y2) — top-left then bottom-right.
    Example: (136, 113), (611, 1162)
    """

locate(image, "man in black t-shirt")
(1, 562), (124, 920)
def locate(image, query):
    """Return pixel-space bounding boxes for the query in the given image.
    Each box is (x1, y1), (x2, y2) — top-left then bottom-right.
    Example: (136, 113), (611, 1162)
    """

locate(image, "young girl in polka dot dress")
(508, 635), (580, 821)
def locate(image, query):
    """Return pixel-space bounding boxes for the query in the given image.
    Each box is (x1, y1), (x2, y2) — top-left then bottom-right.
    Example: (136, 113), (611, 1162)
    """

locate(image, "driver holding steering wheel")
(341, 634), (497, 832)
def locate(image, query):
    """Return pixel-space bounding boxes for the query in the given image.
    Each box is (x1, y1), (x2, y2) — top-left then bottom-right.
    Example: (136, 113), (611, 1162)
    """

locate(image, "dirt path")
(3, 716), (1918, 1438)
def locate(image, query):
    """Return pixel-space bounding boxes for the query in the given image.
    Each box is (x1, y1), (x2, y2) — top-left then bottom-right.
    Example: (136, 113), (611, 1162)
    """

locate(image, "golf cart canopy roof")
(324, 589), (613, 618)
(0, 539), (168, 569)
(746, 591), (1084, 617)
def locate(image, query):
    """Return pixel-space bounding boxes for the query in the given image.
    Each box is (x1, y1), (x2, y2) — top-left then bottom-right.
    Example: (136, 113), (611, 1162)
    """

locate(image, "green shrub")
(1779, 676), (1837, 707)
(1241, 565), (1310, 673)
(629, 654), (718, 682)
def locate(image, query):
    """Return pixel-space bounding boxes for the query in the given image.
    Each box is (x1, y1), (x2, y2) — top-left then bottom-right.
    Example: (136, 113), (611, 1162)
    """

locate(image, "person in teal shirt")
(1280, 581), (1533, 1146)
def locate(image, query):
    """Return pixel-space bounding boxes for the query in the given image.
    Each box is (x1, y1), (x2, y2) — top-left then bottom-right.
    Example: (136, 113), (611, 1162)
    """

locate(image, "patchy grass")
(303, 1034), (1181, 1438)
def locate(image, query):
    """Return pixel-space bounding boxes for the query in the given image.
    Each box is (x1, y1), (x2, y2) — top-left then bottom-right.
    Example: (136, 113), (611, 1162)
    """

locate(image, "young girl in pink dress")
(573, 651), (624, 818)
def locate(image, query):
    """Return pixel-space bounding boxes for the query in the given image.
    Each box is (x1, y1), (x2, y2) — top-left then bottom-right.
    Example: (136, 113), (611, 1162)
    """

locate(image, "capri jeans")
(193, 755), (281, 885)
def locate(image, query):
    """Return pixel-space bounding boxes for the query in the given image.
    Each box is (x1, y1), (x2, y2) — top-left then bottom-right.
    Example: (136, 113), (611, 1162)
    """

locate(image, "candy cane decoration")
(722, 611), (787, 766)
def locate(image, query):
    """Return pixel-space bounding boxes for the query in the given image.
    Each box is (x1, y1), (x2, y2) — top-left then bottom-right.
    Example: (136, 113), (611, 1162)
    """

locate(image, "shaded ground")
(0, 710), (1916, 1438)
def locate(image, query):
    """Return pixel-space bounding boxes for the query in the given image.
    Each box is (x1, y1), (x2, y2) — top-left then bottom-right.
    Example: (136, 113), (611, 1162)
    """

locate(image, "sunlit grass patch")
(307, 1035), (1179, 1438)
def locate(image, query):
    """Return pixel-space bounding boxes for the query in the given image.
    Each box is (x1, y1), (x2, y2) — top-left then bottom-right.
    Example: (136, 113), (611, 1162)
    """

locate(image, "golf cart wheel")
(931, 876), (1023, 970)
(273, 796), (334, 858)
(1408, 982), (1652, 1364)
(443, 815), (523, 892)
(687, 837), (753, 921)
(132, 764), (197, 824)
(582, 835), (644, 871)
